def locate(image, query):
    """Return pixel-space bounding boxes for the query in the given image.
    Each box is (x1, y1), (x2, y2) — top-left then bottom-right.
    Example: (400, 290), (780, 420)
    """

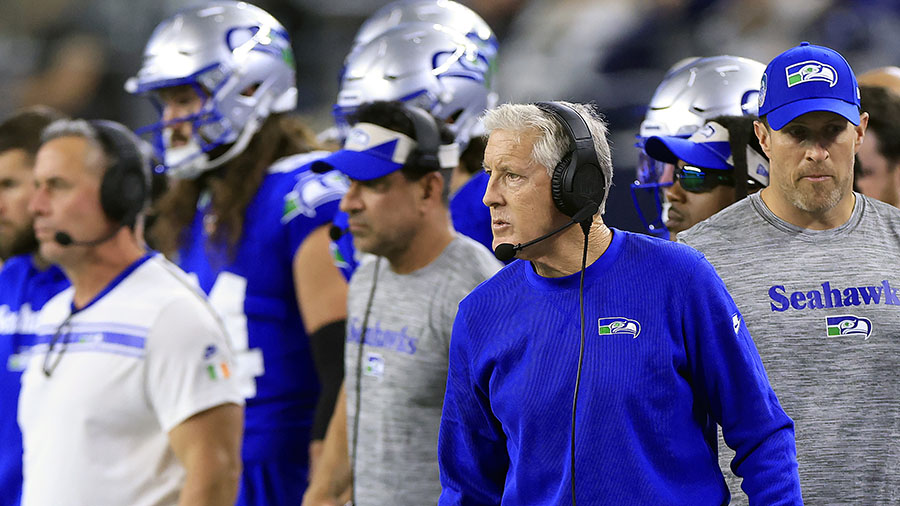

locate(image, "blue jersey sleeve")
(682, 257), (802, 504)
(328, 210), (358, 281)
(438, 303), (509, 506)
(449, 172), (495, 257)
(280, 168), (347, 256)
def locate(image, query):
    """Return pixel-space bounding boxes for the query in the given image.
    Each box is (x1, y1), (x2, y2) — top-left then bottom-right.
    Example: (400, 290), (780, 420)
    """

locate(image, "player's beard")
(0, 223), (38, 260)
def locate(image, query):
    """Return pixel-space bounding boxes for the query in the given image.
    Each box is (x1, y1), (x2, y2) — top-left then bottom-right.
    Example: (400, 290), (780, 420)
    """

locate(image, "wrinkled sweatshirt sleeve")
(682, 256), (803, 504)
(438, 304), (509, 506)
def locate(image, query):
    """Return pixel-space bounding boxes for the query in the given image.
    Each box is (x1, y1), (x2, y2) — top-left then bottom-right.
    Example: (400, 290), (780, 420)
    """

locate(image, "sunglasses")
(674, 165), (735, 193)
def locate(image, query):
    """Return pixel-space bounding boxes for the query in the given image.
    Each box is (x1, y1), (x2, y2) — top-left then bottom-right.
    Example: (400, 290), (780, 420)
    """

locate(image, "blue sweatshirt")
(438, 229), (802, 505)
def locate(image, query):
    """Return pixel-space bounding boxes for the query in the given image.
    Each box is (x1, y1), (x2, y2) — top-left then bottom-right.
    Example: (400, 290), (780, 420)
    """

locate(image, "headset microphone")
(54, 228), (121, 247)
(329, 224), (348, 241)
(493, 202), (598, 262)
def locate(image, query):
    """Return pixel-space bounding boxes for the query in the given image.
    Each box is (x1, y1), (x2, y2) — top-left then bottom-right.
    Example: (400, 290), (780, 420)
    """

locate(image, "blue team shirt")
(438, 229), (802, 505)
(0, 255), (69, 506)
(176, 154), (346, 464)
(449, 171), (494, 254)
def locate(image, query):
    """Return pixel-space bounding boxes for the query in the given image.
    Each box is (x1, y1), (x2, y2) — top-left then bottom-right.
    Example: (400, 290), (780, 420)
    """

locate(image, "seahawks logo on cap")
(759, 73), (767, 108)
(786, 61), (838, 88)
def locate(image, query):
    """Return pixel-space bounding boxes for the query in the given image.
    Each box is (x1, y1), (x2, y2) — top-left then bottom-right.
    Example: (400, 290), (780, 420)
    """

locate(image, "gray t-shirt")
(345, 235), (502, 506)
(679, 192), (900, 505)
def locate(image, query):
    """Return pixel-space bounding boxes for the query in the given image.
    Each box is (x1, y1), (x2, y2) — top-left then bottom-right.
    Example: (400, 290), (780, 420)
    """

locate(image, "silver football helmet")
(125, 1), (298, 179)
(631, 55), (765, 238)
(349, 0), (498, 69)
(335, 22), (493, 149)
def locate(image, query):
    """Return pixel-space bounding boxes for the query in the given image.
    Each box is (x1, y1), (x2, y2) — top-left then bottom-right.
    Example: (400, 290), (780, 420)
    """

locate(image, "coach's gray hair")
(482, 101), (613, 213)
(39, 119), (108, 173)
(41, 119), (100, 146)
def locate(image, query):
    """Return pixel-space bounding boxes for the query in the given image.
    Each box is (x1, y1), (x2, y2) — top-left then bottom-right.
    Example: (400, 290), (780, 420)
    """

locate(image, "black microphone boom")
(54, 227), (122, 247)
(493, 201), (598, 262)
(329, 224), (348, 241)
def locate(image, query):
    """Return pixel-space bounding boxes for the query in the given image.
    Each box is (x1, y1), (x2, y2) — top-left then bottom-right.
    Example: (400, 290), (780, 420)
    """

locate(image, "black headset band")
(400, 105), (441, 168)
(87, 120), (147, 225)
(534, 101), (597, 166)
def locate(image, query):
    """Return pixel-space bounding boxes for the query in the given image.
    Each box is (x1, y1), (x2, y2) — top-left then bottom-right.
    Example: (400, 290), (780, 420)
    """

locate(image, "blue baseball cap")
(312, 122), (418, 181)
(758, 41), (861, 130)
(644, 120), (732, 170)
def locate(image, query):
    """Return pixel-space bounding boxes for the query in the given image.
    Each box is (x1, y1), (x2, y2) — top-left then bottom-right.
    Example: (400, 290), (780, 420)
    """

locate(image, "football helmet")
(125, 1), (298, 179)
(631, 55), (765, 238)
(349, 0), (498, 68)
(334, 22), (492, 149)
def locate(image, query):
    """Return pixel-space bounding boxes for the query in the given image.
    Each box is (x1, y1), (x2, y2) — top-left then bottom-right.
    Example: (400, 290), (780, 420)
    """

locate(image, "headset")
(398, 104), (442, 173)
(54, 120), (149, 248)
(90, 120), (149, 228)
(535, 101), (607, 219)
(534, 101), (605, 506)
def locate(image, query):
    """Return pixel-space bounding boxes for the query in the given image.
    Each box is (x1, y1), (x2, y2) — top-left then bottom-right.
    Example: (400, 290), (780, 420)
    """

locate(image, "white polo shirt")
(18, 253), (243, 506)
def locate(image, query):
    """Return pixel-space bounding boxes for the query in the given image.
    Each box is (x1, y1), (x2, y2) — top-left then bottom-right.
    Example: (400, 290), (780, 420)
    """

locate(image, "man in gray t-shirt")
(680, 43), (900, 504)
(302, 101), (501, 506)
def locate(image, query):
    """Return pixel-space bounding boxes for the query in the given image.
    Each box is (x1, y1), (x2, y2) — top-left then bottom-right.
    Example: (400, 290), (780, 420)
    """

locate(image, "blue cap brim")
(310, 149), (403, 181)
(766, 97), (861, 130)
(644, 136), (731, 170)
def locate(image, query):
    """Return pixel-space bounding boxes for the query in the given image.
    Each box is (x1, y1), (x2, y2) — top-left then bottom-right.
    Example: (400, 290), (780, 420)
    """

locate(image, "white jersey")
(18, 253), (243, 506)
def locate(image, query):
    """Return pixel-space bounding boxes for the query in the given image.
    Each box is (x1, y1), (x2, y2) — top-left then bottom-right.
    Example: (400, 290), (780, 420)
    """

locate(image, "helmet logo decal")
(785, 60), (837, 87)
(225, 25), (294, 69)
(432, 49), (489, 83)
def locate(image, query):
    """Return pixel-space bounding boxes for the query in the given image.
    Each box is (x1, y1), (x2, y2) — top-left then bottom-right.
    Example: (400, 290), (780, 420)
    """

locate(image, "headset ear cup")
(100, 167), (145, 224)
(100, 167), (125, 223)
(571, 163), (605, 212)
(551, 154), (574, 216)
(91, 121), (149, 226)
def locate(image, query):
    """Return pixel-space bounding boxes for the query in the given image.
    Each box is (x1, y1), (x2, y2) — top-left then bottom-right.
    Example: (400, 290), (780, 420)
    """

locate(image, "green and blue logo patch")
(785, 60), (837, 87)
(826, 315), (872, 340)
(598, 317), (641, 338)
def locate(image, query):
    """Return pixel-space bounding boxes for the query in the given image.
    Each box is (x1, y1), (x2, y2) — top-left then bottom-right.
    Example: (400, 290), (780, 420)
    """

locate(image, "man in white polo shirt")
(19, 118), (244, 506)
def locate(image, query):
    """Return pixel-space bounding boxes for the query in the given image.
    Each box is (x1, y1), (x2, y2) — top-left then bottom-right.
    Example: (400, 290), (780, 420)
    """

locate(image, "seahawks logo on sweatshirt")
(597, 318), (641, 338)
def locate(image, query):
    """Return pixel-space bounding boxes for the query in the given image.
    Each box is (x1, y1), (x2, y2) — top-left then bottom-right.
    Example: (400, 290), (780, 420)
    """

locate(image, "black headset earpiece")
(534, 101), (606, 218)
(88, 120), (148, 227)
(399, 104), (441, 172)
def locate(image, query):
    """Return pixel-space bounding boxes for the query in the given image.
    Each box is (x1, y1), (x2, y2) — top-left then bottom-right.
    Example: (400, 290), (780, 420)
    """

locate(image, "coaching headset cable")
(350, 256), (382, 505)
(570, 220), (591, 506)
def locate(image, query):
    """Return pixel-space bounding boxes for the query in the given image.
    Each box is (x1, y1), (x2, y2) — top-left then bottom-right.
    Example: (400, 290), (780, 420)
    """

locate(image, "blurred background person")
(328, 0), (500, 278)
(856, 85), (900, 208)
(5, 0), (900, 235)
(126, 3), (349, 503)
(22, 118), (244, 506)
(630, 55), (766, 239)
(304, 100), (500, 506)
(858, 66), (900, 96)
(0, 106), (69, 506)
(643, 115), (769, 240)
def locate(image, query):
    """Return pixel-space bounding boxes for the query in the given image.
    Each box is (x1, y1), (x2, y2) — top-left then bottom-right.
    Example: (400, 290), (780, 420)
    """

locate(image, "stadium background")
(1, 0), (896, 233)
